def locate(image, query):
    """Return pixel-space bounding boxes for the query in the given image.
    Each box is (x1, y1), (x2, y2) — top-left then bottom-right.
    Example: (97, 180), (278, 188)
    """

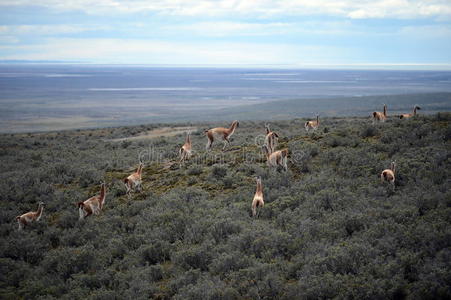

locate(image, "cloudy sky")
(1, 0), (451, 68)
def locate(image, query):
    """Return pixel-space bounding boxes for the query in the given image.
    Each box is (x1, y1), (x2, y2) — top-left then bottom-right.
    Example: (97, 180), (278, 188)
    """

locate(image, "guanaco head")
(265, 123), (270, 134)
(77, 201), (84, 208)
(233, 120), (239, 128)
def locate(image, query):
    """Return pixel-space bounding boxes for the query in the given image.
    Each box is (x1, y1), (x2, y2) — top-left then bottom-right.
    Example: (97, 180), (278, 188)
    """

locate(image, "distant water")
(0, 64), (451, 132)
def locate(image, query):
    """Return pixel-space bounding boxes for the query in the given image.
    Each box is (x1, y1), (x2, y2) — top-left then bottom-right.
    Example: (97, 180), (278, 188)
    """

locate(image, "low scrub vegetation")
(0, 114), (450, 299)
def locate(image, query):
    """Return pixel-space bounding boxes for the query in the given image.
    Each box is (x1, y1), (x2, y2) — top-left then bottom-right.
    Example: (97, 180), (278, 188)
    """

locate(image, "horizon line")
(1, 61), (451, 71)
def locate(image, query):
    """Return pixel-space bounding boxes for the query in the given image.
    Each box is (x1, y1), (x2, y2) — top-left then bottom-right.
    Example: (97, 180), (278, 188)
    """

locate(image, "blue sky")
(1, 0), (451, 69)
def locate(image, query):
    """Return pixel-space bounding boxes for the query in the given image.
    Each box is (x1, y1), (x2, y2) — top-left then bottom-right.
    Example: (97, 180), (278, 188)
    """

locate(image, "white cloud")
(1, 0), (451, 19)
(0, 25), (109, 35)
(166, 22), (292, 37)
(163, 21), (360, 37)
(0, 38), (346, 64)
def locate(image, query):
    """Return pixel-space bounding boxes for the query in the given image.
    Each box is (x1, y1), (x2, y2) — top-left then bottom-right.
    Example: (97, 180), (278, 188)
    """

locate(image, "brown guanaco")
(264, 123), (279, 154)
(373, 104), (387, 123)
(179, 132), (192, 164)
(16, 202), (44, 230)
(205, 120), (239, 150)
(400, 105), (421, 119)
(77, 183), (106, 220)
(381, 161), (396, 190)
(305, 115), (320, 132)
(124, 163), (143, 197)
(262, 144), (288, 171)
(252, 177), (264, 217)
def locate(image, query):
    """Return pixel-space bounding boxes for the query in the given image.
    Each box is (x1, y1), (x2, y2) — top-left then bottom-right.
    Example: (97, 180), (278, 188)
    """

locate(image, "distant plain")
(1, 64), (451, 133)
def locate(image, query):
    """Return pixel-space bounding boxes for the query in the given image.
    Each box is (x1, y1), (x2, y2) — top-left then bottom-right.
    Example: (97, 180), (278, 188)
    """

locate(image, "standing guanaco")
(381, 161), (396, 190)
(179, 132), (192, 164)
(124, 163), (143, 197)
(252, 177), (264, 217)
(78, 183), (106, 220)
(16, 202), (44, 230)
(373, 104), (387, 123)
(305, 115), (320, 132)
(262, 144), (288, 171)
(205, 120), (239, 151)
(264, 123), (279, 154)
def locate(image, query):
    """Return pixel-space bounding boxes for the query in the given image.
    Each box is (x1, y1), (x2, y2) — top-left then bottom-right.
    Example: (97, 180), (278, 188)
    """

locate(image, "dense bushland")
(0, 114), (450, 299)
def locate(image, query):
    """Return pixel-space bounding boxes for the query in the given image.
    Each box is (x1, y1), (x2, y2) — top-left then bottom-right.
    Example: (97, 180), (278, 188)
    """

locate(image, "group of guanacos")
(16, 104), (420, 228)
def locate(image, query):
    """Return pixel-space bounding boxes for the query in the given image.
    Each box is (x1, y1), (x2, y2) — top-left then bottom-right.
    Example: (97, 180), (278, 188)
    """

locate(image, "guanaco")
(400, 105), (421, 119)
(373, 104), (387, 123)
(78, 183), (106, 220)
(305, 115), (320, 132)
(381, 161), (396, 190)
(252, 177), (264, 217)
(264, 123), (279, 154)
(179, 132), (192, 164)
(262, 144), (288, 171)
(16, 202), (44, 230)
(205, 120), (239, 151)
(124, 163), (143, 196)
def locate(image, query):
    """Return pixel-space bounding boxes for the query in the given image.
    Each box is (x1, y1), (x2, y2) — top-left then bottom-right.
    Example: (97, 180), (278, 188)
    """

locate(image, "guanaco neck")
(186, 133), (191, 145)
(36, 204), (44, 218)
(383, 105), (387, 117)
(265, 124), (270, 134)
(413, 106), (417, 115)
(100, 184), (106, 200)
(256, 179), (262, 194)
(391, 162), (396, 174)
(229, 121), (238, 134)
(316, 115), (319, 125)
(137, 164), (143, 176)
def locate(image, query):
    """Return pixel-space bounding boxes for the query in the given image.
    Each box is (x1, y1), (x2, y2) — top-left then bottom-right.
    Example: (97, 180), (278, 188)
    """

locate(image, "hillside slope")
(0, 114), (450, 299)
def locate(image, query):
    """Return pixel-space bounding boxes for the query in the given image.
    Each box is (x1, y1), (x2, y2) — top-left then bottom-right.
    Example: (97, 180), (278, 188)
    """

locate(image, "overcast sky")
(1, 0), (451, 69)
